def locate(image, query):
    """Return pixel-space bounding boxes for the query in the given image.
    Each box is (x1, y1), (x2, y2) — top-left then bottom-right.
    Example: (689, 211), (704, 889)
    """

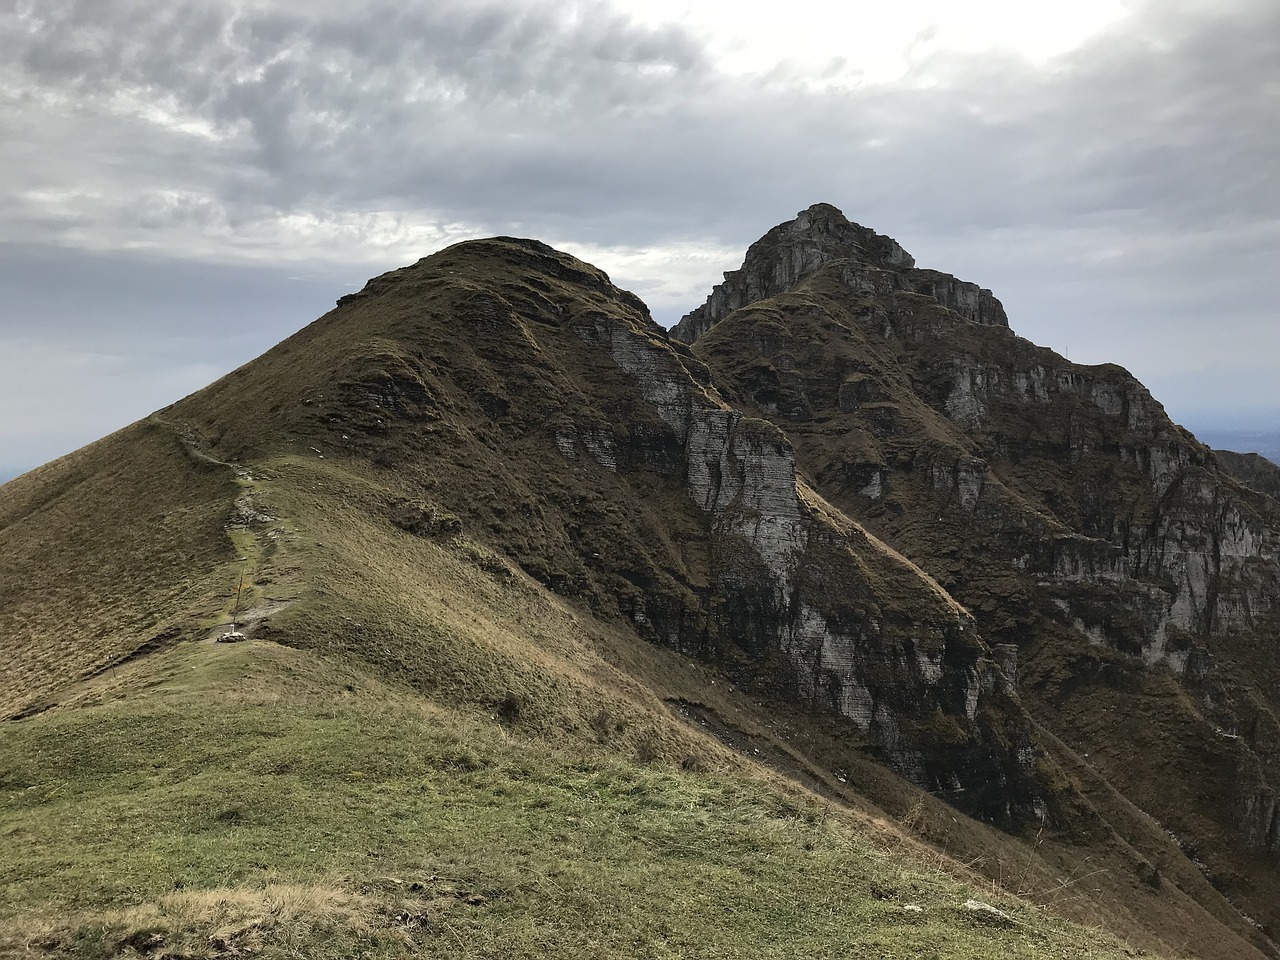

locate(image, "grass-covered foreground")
(0, 639), (1148, 960)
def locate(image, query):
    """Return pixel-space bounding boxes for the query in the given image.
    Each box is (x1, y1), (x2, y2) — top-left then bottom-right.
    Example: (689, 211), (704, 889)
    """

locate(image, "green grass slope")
(2, 638), (1145, 960)
(0, 445), (1153, 959)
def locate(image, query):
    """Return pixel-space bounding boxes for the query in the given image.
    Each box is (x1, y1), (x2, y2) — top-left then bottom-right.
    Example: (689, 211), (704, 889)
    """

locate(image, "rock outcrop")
(682, 203), (1280, 940)
(1215, 448), (1280, 502)
(572, 295), (1040, 822)
(671, 202), (1005, 343)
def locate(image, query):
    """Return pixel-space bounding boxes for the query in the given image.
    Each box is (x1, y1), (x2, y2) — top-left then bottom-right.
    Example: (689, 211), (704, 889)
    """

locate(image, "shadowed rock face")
(569, 297), (1041, 824)
(1215, 449), (1280, 503)
(683, 204), (1280, 939)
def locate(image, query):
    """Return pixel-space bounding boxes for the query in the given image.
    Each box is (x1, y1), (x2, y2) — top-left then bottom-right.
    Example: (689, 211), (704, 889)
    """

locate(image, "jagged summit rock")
(671, 203), (1006, 343)
(748, 201), (919, 272)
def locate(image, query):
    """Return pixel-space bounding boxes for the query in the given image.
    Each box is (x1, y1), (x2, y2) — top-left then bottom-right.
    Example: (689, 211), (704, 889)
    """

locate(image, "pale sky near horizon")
(1, 0), (1278, 478)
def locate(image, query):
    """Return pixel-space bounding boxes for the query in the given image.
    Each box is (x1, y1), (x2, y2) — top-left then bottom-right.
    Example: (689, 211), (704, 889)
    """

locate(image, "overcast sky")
(2, 0), (1277, 479)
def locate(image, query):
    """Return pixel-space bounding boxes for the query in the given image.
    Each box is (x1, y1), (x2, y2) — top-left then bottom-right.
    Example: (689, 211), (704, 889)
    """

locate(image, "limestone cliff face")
(934, 346), (1280, 668)
(671, 203), (1005, 344)
(683, 204), (1280, 936)
(569, 287), (1040, 823)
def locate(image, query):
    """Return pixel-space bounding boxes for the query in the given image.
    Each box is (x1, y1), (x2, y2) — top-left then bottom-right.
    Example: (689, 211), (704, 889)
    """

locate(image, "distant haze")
(1, 0), (1277, 475)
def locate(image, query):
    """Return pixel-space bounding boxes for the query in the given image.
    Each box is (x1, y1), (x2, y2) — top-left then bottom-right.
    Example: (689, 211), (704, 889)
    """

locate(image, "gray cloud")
(7, 0), (1275, 239)
(1, 0), (1278, 476)
(5, 0), (717, 224)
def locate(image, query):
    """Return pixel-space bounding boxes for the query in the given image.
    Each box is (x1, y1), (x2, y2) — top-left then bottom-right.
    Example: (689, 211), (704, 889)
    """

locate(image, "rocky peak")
(769, 202), (917, 270)
(671, 203), (1006, 343)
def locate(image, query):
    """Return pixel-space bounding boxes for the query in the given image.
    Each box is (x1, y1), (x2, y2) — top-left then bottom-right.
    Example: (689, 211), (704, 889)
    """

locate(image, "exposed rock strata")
(569, 283), (1040, 823)
(684, 203), (1280, 940)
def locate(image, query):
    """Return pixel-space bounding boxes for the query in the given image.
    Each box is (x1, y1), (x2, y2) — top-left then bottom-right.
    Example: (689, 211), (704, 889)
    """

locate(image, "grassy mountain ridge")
(2, 636), (1148, 960)
(1, 230), (1273, 958)
(0, 418), (241, 716)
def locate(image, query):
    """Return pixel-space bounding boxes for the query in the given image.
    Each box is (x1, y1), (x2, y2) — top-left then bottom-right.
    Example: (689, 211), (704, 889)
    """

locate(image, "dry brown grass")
(3, 884), (375, 959)
(0, 419), (242, 717)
